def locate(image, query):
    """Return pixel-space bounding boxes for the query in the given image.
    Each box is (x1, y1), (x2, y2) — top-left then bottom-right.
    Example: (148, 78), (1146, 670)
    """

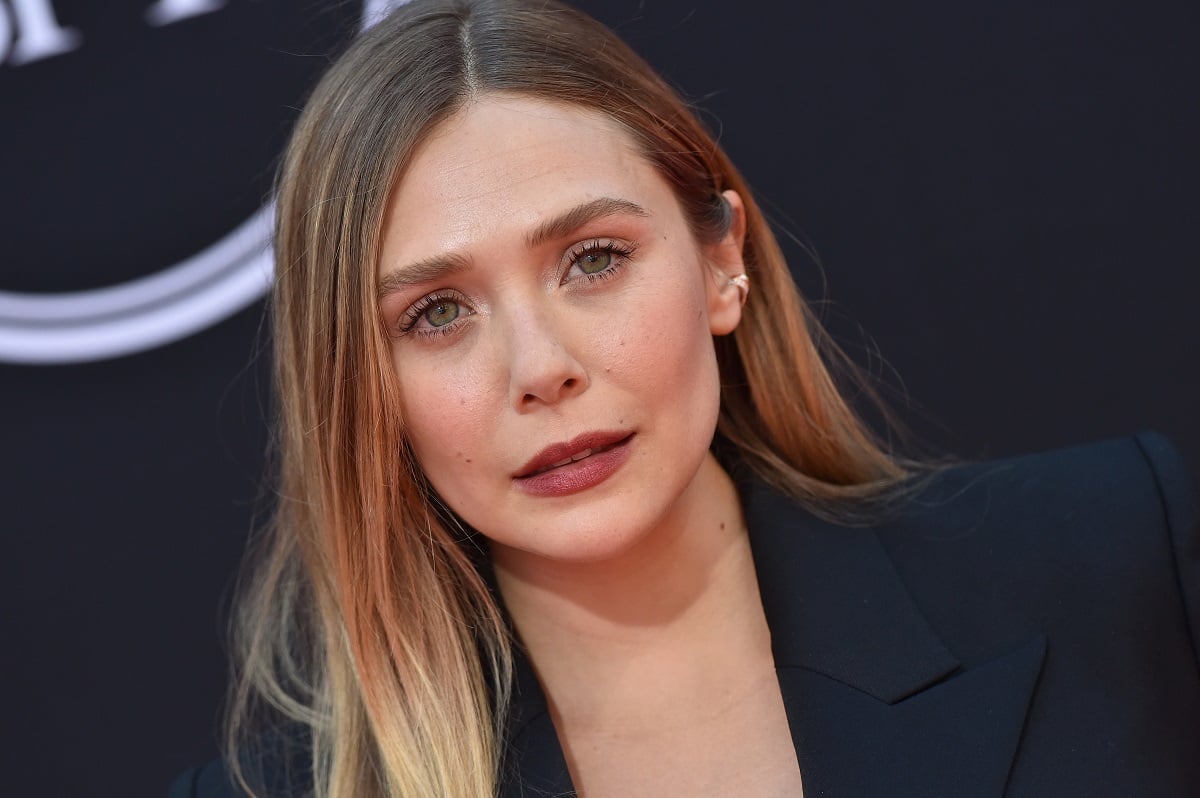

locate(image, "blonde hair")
(227, 1), (913, 796)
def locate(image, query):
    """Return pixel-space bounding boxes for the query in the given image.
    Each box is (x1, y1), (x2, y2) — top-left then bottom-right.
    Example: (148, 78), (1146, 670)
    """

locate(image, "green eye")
(423, 300), (460, 327)
(578, 250), (612, 274)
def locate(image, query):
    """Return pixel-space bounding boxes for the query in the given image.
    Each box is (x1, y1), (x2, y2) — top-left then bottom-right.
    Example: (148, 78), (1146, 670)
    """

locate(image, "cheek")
(396, 355), (498, 473)
(610, 260), (714, 378)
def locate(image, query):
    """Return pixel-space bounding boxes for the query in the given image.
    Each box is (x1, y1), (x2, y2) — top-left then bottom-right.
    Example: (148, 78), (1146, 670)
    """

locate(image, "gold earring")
(728, 273), (749, 305)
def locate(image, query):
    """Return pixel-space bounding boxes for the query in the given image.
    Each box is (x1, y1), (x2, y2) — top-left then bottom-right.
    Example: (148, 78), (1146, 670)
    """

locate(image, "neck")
(492, 453), (773, 732)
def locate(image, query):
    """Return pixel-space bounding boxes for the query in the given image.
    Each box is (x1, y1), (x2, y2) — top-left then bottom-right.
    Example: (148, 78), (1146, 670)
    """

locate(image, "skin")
(379, 94), (804, 797)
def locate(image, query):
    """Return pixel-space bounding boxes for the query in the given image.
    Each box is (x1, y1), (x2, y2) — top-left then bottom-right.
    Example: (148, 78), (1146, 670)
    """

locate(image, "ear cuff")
(727, 273), (749, 305)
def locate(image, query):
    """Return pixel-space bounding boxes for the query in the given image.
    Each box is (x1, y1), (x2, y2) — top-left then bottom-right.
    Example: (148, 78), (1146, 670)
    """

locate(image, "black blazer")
(172, 432), (1200, 797)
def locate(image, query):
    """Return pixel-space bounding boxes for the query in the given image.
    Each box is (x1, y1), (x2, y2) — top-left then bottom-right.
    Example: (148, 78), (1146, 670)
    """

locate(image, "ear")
(704, 189), (748, 336)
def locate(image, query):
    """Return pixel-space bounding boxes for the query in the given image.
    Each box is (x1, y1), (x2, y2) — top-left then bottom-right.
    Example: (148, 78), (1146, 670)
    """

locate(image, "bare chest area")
(557, 670), (805, 798)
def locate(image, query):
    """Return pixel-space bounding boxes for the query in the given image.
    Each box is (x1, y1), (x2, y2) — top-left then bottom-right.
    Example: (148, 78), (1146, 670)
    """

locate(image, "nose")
(503, 304), (588, 412)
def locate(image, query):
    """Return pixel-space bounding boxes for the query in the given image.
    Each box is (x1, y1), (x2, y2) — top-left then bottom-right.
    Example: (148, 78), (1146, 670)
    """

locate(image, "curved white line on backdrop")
(0, 0), (409, 365)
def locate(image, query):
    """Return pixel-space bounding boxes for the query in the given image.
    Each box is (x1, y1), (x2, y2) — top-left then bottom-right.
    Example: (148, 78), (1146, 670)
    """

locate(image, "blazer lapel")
(499, 647), (575, 798)
(743, 478), (1046, 798)
(497, 476), (1048, 797)
(776, 638), (1044, 797)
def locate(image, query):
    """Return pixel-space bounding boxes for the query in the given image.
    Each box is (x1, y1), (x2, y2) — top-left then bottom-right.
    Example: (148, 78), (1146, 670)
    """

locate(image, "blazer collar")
(499, 474), (1046, 797)
(740, 476), (960, 701)
(740, 476), (1045, 797)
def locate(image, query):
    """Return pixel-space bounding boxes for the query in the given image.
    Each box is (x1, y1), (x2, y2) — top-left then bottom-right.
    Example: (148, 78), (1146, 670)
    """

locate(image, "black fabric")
(173, 432), (1200, 797)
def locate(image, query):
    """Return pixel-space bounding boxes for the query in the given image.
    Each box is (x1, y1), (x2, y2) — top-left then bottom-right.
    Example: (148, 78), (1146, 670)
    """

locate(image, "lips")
(515, 430), (633, 478)
(528, 444), (614, 475)
(513, 430), (635, 498)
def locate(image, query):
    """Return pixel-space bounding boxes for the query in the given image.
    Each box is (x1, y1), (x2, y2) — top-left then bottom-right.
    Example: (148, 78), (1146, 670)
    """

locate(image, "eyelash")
(398, 292), (465, 338)
(563, 239), (638, 285)
(397, 239), (638, 339)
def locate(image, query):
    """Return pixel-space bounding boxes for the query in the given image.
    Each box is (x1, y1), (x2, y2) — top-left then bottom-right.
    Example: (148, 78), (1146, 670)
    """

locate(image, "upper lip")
(515, 430), (633, 478)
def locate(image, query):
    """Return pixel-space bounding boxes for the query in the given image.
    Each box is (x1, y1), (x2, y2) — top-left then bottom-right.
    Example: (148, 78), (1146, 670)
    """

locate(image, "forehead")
(381, 94), (670, 266)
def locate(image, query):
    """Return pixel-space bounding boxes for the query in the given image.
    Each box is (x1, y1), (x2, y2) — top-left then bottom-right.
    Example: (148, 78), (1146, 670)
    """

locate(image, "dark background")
(1, 0), (1196, 795)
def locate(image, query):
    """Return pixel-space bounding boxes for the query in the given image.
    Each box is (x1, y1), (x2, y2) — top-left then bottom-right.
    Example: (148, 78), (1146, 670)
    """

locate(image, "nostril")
(563, 378), (577, 389)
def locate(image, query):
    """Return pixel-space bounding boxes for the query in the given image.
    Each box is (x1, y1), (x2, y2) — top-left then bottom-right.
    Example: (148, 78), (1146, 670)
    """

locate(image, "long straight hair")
(228, 1), (913, 796)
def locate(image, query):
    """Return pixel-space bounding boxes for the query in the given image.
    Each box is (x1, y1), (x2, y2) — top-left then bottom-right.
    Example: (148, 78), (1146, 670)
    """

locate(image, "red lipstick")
(514, 430), (634, 497)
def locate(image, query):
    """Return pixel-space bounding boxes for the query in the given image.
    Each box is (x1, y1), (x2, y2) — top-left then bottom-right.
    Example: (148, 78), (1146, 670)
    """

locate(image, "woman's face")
(378, 94), (745, 565)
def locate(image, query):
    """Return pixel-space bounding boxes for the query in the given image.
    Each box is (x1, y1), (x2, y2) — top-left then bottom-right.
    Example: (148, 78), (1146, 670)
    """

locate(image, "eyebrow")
(525, 196), (650, 248)
(377, 196), (649, 300)
(377, 251), (472, 300)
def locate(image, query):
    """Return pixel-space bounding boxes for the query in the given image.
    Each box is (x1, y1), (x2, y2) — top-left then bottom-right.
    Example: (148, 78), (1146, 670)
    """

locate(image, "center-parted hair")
(229, 1), (911, 796)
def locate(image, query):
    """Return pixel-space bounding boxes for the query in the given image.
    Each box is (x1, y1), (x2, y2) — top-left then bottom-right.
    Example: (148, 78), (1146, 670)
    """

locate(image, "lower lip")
(515, 436), (634, 497)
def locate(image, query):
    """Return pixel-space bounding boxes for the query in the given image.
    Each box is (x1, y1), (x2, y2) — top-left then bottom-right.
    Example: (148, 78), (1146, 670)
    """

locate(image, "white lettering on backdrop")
(0, 0), (80, 66)
(0, 0), (226, 67)
(0, 0), (411, 363)
(146, 0), (227, 27)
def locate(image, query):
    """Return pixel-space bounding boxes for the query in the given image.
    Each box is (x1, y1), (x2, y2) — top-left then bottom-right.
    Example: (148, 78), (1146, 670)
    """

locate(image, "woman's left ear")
(705, 189), (748, 336)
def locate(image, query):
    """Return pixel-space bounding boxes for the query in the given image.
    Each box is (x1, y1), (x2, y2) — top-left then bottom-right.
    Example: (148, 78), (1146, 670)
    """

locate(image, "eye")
(398, 292), (472, 338)
(422, 299), (460, 327)
(563, 239), (637, 284)
(577, 249), (612, 275)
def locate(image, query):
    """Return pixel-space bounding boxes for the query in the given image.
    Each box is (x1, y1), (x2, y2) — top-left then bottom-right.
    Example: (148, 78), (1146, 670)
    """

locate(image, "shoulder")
(879, 432), (1195, 563)
(875, 432), (1200, 666)
(893, 431), (1193, 539)
(167, 758), (244, 798)
(167, 730), (312, 798)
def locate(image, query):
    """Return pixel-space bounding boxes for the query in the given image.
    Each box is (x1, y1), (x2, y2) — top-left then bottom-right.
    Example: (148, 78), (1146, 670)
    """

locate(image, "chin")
(488, 502), (668, 567)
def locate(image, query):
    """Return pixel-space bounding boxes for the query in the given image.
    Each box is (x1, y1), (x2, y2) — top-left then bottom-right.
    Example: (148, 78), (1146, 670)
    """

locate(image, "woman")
(171, 0), (1200, 796)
